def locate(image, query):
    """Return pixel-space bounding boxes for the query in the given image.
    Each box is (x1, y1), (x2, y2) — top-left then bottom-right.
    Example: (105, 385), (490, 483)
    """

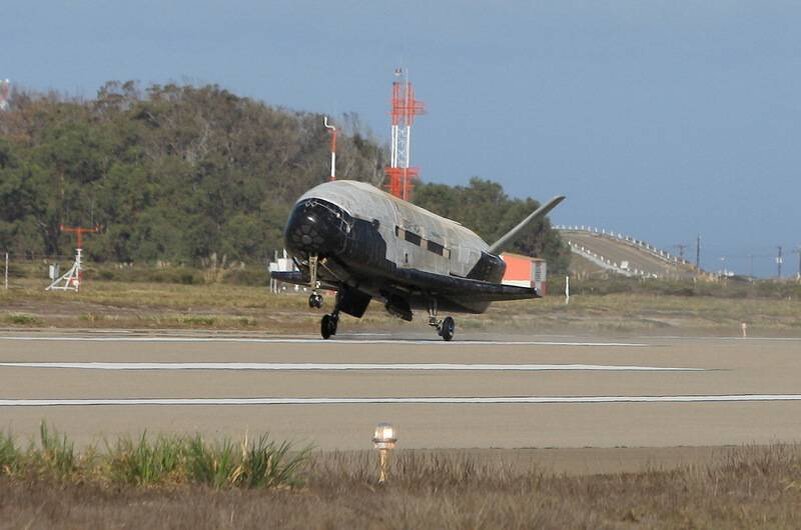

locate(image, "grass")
(1, 274), (800, 336)
(3, 441), (801, 528)
(3, 313), (42, 326)
(0, 423), (311, 490)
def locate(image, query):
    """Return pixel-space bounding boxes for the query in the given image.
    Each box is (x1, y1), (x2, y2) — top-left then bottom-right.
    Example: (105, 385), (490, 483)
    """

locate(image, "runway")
(1, 331), (801, 450)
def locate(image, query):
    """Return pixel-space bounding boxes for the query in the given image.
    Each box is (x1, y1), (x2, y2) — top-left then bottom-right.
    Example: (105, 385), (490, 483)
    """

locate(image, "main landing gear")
(428, 301), (455, 341)
(321, 311), (339, 340)
(321, 291), (342, 340)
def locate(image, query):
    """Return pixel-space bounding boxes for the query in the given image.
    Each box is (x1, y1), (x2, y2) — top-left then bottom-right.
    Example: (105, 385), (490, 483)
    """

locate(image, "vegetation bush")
(4, 313), (42, 326)
(0, 423), (311, 490)
(0, 81), (567, 272)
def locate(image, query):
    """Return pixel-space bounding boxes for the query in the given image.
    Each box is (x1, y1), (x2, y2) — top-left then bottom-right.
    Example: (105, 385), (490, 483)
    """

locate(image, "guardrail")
(555, 225), (693, 267)
(564, 241), (655, 278)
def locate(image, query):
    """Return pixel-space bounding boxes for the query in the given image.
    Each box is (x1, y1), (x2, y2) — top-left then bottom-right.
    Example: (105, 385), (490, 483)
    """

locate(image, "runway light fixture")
(372, 422), (397, 484)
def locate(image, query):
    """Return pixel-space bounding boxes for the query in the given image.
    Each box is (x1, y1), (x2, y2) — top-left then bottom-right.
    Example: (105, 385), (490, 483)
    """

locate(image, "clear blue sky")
(6, 1), (800, 277)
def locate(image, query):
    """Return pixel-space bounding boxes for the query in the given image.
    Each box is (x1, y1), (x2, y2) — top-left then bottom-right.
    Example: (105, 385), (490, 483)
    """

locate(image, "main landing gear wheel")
(321, 313), (339, 340)
(438, 316), (455, 341)
(308, 293), (323, 309)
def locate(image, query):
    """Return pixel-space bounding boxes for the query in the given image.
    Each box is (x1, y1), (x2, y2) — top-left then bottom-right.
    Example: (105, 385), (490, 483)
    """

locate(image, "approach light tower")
(384, 68), (425, 201)
(46, 224), (100, 292)
(0, 79), (10, 111)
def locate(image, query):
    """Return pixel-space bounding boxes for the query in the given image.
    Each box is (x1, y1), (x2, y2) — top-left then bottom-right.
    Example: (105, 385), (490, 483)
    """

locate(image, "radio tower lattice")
(385, 68), (425, 200)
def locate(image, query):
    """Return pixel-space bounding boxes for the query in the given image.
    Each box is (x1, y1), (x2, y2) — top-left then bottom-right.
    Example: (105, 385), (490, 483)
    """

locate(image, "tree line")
(0, 81), (568, 272)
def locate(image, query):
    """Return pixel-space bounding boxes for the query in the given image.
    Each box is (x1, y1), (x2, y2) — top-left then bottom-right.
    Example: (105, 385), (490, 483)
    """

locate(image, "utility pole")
(777, 246), (783, 279)
(673, 244), (687, 260)
(695, 234), (701, 270)
(324, 116), (337, 181)
(794, 246), (801, 280)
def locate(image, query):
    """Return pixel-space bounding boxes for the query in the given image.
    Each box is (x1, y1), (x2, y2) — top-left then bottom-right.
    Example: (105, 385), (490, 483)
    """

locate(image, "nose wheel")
(308, 293), (323, 308)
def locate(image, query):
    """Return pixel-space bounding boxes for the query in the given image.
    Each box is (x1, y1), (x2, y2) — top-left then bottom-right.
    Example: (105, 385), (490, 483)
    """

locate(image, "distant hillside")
(0, 81), (567, 271)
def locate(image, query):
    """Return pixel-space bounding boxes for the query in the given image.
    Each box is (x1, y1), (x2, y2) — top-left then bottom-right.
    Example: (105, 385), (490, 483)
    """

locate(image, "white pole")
(4, 252), (7, 290)
(565, 275), (570, 305)
(324, 116), (336, 180)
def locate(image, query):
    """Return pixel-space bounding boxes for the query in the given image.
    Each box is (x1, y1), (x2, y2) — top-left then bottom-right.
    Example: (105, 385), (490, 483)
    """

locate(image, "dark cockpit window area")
(395, 226), (450, 259)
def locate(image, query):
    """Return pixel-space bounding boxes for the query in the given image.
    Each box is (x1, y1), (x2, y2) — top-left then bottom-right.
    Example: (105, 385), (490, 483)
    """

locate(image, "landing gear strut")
(307, 254), (323, 308)
(321, 292), (341, 340)
(428, 301), (455, 341)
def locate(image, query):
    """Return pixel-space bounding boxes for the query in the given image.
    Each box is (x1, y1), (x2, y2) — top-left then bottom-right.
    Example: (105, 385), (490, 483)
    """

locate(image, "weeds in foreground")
(106, 433), (183, 486)
(1, 423), (311, 490)
(5, 444), (801, 529)
(0, 432), (19, 475)
(4, 312), (42, 326)
(32, 423), (77, 479)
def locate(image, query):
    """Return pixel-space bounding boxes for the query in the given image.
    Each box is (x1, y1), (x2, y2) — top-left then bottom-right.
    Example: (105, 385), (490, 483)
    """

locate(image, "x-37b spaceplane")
(271, 180), (564, 341)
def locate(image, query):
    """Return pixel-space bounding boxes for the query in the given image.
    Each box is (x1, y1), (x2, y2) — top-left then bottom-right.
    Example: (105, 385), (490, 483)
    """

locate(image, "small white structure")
(268, 249), (298, 293)
(47, 249), (83, 291)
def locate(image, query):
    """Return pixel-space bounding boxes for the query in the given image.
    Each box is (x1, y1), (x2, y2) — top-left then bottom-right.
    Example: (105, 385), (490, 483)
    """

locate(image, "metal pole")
(378, 448), (389, 484)
(4, 252), (7, 290)
(777, 246), (783, 279)
(795, 247), (801, 280)
(695, 234), (701, 270)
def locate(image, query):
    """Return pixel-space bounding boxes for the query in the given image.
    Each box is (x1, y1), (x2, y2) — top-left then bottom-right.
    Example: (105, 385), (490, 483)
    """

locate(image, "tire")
(321, 314), (336, 339)
(309, 294), (322, 309)
(439, 316), (455, 341)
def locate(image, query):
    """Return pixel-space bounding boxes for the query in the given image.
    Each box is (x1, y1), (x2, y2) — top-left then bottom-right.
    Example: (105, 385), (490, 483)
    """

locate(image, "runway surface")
(1, 330), (801, 451)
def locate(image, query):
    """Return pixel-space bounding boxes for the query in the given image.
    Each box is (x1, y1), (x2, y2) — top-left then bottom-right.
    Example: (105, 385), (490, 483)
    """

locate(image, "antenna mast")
(324, 116), (337, 181)
(385, 68), (425, 200)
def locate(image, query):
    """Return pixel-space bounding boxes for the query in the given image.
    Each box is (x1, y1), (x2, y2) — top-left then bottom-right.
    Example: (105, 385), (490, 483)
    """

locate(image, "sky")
(5, 1), (801, 277)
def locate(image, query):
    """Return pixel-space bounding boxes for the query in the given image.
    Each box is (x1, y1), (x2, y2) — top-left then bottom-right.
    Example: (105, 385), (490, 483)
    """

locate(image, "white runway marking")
(0, 336), (648, 347)
(1, 394), (801, 406)
(0, 362), (703, 372)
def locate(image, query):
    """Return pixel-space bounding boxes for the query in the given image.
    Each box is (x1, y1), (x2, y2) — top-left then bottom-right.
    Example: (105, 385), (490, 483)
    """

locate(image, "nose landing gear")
(307, 254), (324, 309)
(308, 293), (323, 308)
(428, 300), (455, 341)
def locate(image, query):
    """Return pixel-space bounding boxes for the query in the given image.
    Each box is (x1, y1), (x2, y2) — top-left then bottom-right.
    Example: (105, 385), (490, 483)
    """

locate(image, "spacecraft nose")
(284, 199), (350, 256)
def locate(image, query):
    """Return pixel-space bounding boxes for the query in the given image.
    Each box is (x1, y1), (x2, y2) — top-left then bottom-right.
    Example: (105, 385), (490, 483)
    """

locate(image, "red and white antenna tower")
(0, 80), (10, 112)
(384, 68), (425, 200)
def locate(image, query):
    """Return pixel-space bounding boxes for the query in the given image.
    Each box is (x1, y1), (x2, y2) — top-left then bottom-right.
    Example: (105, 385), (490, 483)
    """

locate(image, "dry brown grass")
(2, 445), (801, 529)
(1, 277), (800, 336)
